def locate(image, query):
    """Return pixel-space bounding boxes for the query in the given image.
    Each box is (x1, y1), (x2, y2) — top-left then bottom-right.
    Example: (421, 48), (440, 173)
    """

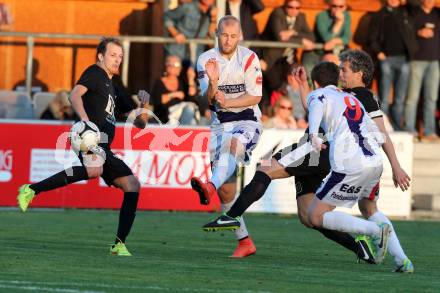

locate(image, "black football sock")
(313, 227), (358, 254)
(30, 166), (89, 195)
(115, 192), (139, 244)
(227, 171), (272, 218)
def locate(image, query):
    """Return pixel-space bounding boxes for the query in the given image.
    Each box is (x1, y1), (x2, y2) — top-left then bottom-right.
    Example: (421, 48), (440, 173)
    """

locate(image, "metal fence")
(0, 31), (327, 96)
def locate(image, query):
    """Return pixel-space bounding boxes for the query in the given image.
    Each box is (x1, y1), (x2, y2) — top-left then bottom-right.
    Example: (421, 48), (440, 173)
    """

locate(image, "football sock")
(116, 192), (139, 244)
(313, 227), (358, 254)
(30, 166), (89, 195)
(368, 211), (407, 265)
(222, 200), (249, 240)
(211, 153), (237, 189)
(227, 171), (271, 218)
(323, 211), (381, 236)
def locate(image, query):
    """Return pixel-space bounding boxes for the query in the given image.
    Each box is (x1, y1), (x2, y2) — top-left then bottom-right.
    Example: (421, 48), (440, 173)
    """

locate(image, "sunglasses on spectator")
(280, 105), (293, 110)
(166, 62), (182, 68)
(331, 4), (346, 8)
(286, 5), (300, 10)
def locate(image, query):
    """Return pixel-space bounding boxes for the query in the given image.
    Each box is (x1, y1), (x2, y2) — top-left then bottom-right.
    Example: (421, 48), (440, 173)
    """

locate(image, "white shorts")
(315, 165), (383, 208)
(210, 120), (262, 167)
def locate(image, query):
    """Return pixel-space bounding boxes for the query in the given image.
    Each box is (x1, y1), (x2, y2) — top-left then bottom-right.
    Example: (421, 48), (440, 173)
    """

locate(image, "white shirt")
(197, 45), (263, 125)
(307, 85), (383, 173)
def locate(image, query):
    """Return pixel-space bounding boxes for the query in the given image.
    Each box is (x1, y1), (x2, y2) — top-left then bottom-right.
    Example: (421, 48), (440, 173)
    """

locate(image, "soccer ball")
(69, 121), (101, 152)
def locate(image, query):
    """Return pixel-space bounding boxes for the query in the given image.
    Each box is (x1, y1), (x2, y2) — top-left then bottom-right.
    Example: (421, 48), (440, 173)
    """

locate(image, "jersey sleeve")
(77, 66), (99, 92)
(364, 95), (383, 119)
(196, 56), (209, 97)
(243, 52), (263, 97)
(307, 91), (326, 136)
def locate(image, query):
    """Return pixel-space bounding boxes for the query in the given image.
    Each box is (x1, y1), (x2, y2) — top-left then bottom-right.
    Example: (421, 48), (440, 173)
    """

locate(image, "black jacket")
(368, 4), (418, 59)
(261, 7), (314, 69)
(226, 0), (264, 40)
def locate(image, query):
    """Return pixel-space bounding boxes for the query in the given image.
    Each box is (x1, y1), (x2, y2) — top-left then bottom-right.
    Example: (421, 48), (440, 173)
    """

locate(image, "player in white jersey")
(191, 15), (263, 257)
(306, 62), (392, 263)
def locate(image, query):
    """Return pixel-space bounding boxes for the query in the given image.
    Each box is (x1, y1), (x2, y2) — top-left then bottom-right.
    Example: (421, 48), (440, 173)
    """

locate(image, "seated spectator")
(151, 55), (199, 125)
(264, 97), (298, 129)
(13, 59), (49, 96)
(261, 0), (315, 93)
(404, 0), (440, 142)
(163, 0), (216, 66)
(40, 90), (76, 120)
(303, 0), (351, 74)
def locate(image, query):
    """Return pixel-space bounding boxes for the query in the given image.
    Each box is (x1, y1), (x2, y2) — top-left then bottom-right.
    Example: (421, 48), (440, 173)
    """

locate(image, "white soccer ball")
(69, 121), (101, 152)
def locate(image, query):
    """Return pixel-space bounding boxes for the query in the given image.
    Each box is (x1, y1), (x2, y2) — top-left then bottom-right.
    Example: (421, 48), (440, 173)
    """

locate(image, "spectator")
(264, 97), (298, 129)
(13, 58), (49, 96)
(261, 0), (315, 92)
(163, 0), (216, 66)
(40, 90), (76, 120)
(151, 55), (199, 125)
(303, 0), (351, 73)
(226, 0), (264, 41)
(368, 0), (418, 130)
(0, 3), (12, 28)
(404, 0), (440, 141)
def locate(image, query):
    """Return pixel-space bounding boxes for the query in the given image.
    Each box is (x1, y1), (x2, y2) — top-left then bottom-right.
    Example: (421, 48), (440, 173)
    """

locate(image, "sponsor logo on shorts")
(339, 184), (362, 193)
(198, 70), (206, 79)
(330, 191), (357, 201)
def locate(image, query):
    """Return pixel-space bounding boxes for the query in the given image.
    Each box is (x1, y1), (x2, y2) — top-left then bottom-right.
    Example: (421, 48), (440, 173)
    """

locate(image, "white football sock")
(222, 200), (249, 240)
(323, 211), (381, 236)
(368, 211), (407, 265)
(211, 153), (237, 189)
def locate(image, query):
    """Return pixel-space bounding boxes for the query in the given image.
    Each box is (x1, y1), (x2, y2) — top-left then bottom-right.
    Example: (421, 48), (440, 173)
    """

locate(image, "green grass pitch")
(1, 209), (439, 292)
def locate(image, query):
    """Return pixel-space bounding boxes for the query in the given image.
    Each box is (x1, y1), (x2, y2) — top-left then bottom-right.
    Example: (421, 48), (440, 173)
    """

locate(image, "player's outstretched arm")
(292, 66), (310, 111)
(69, 84), (89, 121)
(373, 116), (411, 191)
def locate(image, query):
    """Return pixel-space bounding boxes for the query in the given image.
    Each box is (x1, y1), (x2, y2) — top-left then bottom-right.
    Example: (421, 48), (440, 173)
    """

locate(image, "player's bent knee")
(126, 176), (141, 192)
(298, 209), (313, 228)
(218, 185), (235, 203)
(308, 211), (323, 228)
(358, 199), (377, 218)
(86, 166), (103, 178)
(257, 159), (287, 180)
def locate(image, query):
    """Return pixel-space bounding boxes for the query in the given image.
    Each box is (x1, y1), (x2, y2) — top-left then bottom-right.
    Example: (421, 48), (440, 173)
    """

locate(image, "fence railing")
(0, 31), (327, 96)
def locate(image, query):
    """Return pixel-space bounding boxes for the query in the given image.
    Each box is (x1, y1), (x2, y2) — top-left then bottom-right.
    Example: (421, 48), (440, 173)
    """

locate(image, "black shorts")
(79, 146), (133, 187)
(273, 142), (330, 198)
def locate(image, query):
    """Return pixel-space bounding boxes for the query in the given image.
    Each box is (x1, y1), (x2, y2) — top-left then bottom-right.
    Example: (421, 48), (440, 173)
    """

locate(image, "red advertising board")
(0, 121), (220, 211)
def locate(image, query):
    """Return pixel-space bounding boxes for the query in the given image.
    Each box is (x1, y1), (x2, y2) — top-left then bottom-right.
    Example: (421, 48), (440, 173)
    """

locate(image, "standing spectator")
(304, 0), (351, 73)
(40, 90), (76, 121)
(163, 0), (216, 66)
(226, 0), (264, 41)
(368, 0), (418, 130)
(151, 55), (199, 125)
(0, 3), (12, 28)
(264, 97), (298, 129)
(261, 0), (315, 92)
(404, 0), (440, 141)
